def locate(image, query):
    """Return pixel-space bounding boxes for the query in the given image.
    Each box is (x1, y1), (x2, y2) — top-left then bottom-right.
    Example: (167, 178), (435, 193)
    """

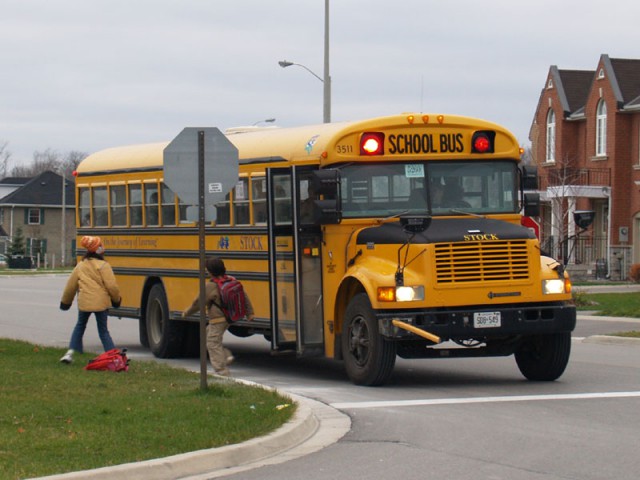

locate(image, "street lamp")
(278, 0), (331, 123)
(252, 118), (276, 126)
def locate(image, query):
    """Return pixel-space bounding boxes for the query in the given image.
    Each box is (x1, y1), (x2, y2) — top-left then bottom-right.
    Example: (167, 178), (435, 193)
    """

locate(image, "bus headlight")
(542, 279), (565, 295)
(378, 286), (425, 302)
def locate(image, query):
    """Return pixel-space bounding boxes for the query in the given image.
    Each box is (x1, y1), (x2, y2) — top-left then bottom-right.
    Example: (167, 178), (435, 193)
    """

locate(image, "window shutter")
(24, 209), (29, 224)
(40, 209), (45, 225)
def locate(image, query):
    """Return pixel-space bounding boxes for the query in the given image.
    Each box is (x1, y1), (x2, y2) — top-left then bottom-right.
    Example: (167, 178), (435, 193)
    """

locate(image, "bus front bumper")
(377, 302), (576, 341)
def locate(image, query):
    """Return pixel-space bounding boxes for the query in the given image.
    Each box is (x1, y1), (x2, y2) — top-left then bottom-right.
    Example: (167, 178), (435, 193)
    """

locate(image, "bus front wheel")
(342, 293), (396, 386)
(146, 283), (184, 358)
(515, 332), (571, 381)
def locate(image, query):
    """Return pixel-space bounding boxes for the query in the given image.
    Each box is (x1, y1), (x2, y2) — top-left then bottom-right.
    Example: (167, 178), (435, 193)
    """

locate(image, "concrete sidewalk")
(31, 388), (351, 480)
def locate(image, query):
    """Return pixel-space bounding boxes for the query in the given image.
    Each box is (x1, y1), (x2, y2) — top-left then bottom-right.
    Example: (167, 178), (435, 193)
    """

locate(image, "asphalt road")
(2, 275), (640, 480)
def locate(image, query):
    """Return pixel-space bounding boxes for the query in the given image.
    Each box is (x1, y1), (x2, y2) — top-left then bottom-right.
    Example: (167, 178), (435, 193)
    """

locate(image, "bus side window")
(110, 185), (127, 226)
(161, 183), (176, 226)
(93, 186), (108, 227)
(252, 177), (267, 224)
(78, 187), (91, 226)
(178, 197), (190, 224)
(145, 184), (159, 226)
(129, 184), (143, 226)
(233, 178), (250, 225)
(215, 193), (231, 225)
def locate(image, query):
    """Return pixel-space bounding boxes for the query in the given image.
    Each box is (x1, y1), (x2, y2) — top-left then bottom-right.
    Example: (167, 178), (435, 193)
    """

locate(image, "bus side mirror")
(523, 193), (540, 217)
(311, 169), (341, 224)
(574, 210), (595, 230)
(311, 169), (340, 196)
(314, 199), (342, 224)
(521, 165), (538, 190)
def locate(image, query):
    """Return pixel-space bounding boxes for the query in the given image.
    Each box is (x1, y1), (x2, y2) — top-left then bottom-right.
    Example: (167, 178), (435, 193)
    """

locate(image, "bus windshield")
(339, 160), (518, 218)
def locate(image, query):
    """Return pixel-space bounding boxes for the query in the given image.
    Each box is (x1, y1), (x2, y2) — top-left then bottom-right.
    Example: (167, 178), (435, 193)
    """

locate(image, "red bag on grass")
(84, 349), (129, 372)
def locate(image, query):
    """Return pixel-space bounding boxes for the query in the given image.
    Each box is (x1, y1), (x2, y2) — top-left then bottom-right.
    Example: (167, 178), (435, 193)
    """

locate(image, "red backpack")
(211, 275), (248, 322)
(84, 349), (129, 372)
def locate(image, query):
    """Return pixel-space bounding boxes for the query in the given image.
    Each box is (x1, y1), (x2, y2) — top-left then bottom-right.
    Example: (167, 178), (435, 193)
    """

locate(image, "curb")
(31, 390), (351, 480)
(581, 335), (640, 347)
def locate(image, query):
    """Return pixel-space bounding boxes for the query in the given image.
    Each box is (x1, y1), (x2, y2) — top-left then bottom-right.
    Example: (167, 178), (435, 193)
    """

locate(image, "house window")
(27, 208), (43, 225)
(546, 109), (556, 163)
(596, 99), (607, 157)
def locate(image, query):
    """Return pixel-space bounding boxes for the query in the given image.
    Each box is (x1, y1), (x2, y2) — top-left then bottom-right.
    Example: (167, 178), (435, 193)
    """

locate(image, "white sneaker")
(226, 355), (235, 365)
(60, 349), (74, 364)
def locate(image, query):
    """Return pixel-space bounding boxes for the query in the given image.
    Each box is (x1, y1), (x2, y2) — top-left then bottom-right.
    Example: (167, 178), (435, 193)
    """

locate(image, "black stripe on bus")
(74, 155), (287, 178)
(112, 267), (277, 283)
(77, 226), (269, 236)
(78, 249), (273, 262)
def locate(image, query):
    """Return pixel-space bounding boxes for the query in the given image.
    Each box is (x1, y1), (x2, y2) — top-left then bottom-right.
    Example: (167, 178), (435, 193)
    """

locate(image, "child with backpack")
(182, 257), (254, 377)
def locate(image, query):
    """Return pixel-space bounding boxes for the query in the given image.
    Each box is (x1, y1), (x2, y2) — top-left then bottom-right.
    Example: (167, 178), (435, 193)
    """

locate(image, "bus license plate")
(474, 312), (501, 328)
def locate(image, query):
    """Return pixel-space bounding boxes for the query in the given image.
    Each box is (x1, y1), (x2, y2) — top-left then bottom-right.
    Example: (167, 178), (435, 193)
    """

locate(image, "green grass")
(607, 331), (640, 338)
(574, 292), (640, 318)
(0, 339), (295, 480)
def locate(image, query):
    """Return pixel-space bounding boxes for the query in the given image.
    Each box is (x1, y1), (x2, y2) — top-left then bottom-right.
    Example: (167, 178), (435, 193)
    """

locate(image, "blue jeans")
(69, 310), (115, 353)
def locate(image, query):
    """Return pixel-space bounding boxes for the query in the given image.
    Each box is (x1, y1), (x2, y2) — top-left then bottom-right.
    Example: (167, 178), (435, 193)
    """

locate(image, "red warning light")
(360, 132), (385, 156)
(471, 131), (495, 153)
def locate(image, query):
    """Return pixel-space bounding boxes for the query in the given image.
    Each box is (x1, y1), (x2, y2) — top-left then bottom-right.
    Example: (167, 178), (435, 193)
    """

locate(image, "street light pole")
(323, 0), (331, 124)
(278, 0), (331, 123)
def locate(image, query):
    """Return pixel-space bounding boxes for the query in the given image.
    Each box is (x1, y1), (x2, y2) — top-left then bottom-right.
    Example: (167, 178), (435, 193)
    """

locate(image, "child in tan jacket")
(59, 236), (121, 364)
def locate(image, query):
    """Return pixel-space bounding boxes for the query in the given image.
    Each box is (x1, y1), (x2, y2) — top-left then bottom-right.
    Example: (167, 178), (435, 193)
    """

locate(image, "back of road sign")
(163, 127), (239, 221)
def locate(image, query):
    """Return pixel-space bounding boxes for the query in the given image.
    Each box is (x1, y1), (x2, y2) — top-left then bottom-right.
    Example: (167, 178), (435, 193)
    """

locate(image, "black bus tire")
(515, 332), (571, 381)
(139, 318), (150, 348)
(146, 283), (184, 358)
(342, 293), (396, 386)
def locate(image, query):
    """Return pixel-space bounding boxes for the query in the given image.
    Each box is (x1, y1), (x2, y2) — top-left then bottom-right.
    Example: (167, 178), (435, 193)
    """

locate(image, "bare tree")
(9, 149), (88, 178)
(0, 141), (11, 178)
(541, 153), (586, 263)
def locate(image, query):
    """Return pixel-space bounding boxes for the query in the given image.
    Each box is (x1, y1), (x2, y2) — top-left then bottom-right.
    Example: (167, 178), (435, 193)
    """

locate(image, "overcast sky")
(2, 0), (640, 168)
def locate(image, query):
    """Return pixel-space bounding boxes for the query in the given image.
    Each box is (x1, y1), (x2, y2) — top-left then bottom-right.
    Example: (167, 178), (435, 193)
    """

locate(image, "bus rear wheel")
(342, 293), (396, 386)
(146, 283), (184, 358)
(515, 332), (571, 381)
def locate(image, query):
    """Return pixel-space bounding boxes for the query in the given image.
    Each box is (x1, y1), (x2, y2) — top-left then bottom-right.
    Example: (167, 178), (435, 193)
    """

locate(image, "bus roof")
(76, 113), (519, 175)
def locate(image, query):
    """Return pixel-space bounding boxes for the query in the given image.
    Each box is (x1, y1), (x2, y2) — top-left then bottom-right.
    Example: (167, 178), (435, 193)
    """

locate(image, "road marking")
(330, 391), (640, 410)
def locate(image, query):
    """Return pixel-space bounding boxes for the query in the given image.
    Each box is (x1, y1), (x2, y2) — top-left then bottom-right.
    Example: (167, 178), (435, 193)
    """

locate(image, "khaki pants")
(206, 320), (232, 376)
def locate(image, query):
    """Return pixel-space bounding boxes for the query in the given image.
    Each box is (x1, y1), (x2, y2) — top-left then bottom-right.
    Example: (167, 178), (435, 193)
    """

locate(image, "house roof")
(0, 177), (30, 186)
(557, 69), (594, 114)
(0, 171), (75, 206)
(609, 57), (640, 109)
(553, 55), (640, 117)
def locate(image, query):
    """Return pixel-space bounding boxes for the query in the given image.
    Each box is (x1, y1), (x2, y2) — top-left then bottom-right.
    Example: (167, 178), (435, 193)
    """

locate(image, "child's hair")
(206, 257), (226, 277)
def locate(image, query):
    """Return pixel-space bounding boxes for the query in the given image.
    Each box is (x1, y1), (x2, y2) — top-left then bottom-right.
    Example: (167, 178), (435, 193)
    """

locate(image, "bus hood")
(355, 218), (536, 245)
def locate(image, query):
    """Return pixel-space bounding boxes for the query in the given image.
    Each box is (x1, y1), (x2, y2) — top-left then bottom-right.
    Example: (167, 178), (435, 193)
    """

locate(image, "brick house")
(0, 171), (76, 266)
(529, 54), (640, 280)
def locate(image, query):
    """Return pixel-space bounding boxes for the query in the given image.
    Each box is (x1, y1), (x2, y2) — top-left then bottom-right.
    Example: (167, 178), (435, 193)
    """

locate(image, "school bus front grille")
(434, 240), (530, 284)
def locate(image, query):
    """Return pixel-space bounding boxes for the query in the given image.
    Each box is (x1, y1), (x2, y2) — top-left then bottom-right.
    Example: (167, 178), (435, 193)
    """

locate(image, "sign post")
(164, 127), (238, 390)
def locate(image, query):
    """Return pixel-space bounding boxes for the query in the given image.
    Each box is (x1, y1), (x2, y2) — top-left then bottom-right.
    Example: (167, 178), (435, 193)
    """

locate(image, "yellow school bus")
(74, 113), (576, 385)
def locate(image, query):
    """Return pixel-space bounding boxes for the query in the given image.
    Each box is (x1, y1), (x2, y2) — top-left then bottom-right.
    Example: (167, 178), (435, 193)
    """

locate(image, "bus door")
(267, 167), (324, 356)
